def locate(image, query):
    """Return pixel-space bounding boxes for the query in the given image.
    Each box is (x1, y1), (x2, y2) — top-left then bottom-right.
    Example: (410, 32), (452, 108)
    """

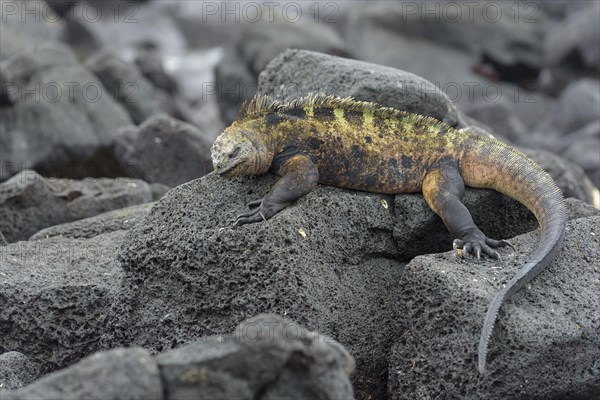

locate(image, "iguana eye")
(229, 147), (241, 158)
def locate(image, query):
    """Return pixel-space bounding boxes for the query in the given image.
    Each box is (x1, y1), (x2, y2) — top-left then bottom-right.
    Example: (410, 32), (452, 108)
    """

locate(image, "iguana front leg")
(422, 162), (511, 259)
(235, 154), (319, 226)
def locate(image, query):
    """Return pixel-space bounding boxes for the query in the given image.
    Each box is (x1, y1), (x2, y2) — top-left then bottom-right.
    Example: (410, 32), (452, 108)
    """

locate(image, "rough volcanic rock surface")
(113, 172), (403, 399)
(393, 189), (536, 260)
(157, 314), (355, 400)
(113, 170), (583, 398)
(114, 114), (213, 187)
(1, 171), (597, 399)
(29, 202), (154, 241)
(563, 197), (600, 220)
(3, 315), (355, 400)
(0, 230), (126, 375)
(388, 216), (600, 399)
(257, 49), (465, 127)
(3, 348), (161, 400)
(0, 170), (155, 243)
(0, 352), (37, 391)
(561, 134), (600, 189)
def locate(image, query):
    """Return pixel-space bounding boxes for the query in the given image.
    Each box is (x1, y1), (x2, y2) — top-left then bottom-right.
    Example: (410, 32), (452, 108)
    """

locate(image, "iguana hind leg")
(422, 162), (511, 259)
(235, 154), (319, 226)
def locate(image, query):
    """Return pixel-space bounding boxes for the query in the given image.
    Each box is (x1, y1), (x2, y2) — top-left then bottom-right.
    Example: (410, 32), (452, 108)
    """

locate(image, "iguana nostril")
(229, 147), (241, 158)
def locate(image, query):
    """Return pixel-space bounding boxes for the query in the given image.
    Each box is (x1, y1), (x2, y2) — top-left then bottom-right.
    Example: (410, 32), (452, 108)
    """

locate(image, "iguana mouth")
(216, 160), (242, 177)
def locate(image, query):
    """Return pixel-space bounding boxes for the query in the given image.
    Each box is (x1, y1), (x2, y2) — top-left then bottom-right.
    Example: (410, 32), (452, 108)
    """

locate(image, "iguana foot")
(234, 198), (288, 226)
(452, 234), (514, 260)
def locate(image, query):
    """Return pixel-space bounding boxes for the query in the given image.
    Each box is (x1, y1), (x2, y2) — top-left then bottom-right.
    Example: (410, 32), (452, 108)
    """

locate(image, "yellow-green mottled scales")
(210, 93), (567, 374)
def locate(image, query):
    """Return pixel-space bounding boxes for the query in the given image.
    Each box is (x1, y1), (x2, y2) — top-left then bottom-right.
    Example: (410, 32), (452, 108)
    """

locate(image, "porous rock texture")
(0, 230), (126, 375)
(0, 170), (156, 243)
(0, 352), (37, 390)
(113, 172), (403, 399)
(1, 170), (597, 398)
(113, 172), (594, 399)
(2, 315), (354, 400)
(257, 49), (466, 128)
(388, 216), (600, 399)
(393, 189), (535, 260)
(29, 202), (155, 241)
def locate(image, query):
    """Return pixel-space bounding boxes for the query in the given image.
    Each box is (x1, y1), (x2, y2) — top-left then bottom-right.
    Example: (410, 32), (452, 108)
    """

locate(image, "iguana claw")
(247, 199), (262, 209)
(487, 238), (515, 254)
(234, 197), (287, 226)
(453, 234), (510, 260)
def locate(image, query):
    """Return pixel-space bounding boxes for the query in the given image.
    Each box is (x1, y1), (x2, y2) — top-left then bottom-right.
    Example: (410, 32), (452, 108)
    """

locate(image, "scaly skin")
(211, 94), (567, 374)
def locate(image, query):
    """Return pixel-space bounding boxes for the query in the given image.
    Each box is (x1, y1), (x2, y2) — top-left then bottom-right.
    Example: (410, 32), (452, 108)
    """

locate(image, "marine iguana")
(211, 94), (567, 374)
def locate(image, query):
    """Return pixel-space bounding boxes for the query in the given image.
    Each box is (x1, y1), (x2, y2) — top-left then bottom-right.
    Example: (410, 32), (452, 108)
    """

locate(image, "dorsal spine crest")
(239, 93), (453, 134)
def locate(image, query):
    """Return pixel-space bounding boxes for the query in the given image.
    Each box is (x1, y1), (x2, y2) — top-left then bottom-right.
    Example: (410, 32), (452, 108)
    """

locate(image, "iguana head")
(211, 124), (272, 178)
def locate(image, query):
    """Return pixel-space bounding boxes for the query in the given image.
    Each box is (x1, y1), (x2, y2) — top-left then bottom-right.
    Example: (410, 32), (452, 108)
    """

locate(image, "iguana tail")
(458, 134), (567, 374)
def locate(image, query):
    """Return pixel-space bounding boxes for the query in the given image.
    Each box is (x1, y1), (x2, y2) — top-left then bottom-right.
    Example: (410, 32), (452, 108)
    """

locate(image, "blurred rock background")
(1, 1), (599, 399)
(1, 0), (598, 189)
